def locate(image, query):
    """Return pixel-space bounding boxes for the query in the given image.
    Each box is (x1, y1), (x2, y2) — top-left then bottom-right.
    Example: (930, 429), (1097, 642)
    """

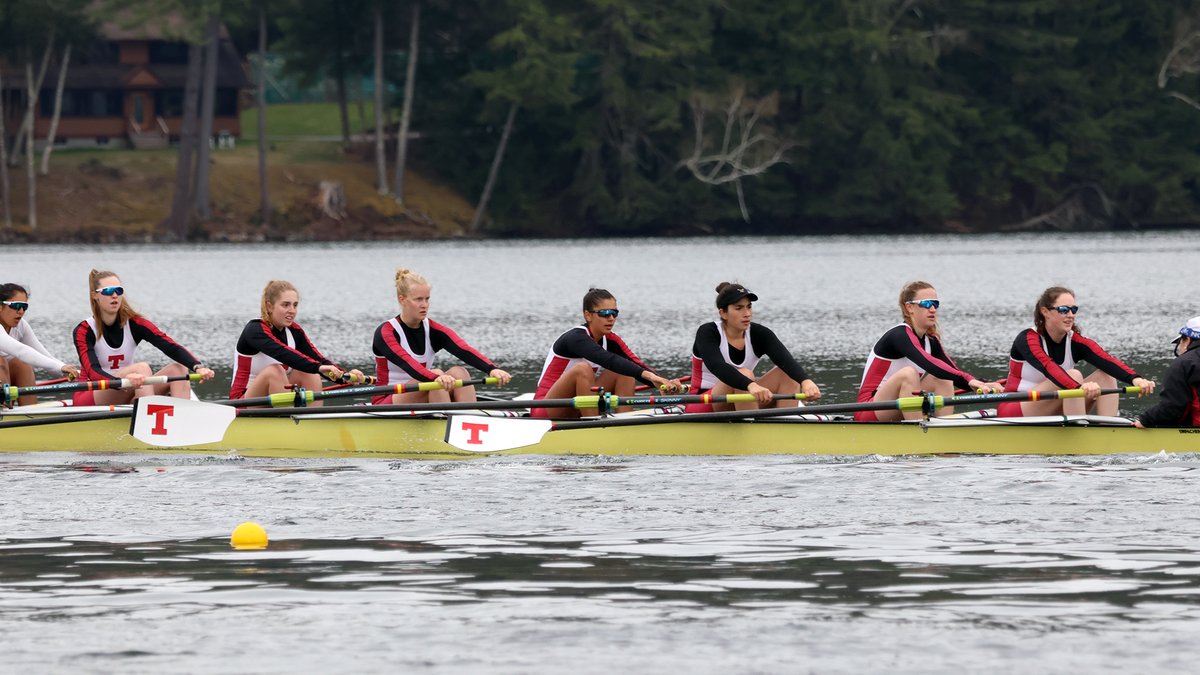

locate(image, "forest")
(4, 0), (1200, 237)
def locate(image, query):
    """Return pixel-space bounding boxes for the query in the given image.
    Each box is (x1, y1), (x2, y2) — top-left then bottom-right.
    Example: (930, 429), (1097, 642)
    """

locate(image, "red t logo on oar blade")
(461, 421), (489, 445)
(145, 404), (175, 435)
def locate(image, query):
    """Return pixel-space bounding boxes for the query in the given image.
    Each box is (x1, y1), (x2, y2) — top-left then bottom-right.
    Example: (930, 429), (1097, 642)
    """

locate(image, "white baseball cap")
(1173, 316), (1200, 344)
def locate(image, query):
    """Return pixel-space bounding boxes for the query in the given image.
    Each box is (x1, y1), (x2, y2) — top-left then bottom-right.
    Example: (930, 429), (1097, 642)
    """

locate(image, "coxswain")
(685, 282), (821, 412)
(72, 270), (214, 405)
(856, 281), (1002, 421)
(230, 279), (363, 404)
(1, 283), (80, 406)
(532, 288), (683, 418)
(1135, 316), (1200, 428)
(372, 268), (511, 404)
(997, 286), (1153, 417)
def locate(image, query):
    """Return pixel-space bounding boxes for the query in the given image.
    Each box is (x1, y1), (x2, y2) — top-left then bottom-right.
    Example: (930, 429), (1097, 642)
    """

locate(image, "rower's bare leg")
(872, 366), (921, 421)
(758, 366), (800, 409)
(539, 362), (594, 418)
(150, 363), (191, 399)
(244, 365), (290, 399)
(596, 369), (636, 412)
(390, 390), (432, 405)
(7, 357), (37, 406)
(92, 362), (151, 406)
(1019, 371), (1084, 416)
(923, 375), (955, 417)
(447, 366), (475, 403)
(1085, 371), (1119, 416)
(0, 359), (10, 407)
(288, 370), (325, 407)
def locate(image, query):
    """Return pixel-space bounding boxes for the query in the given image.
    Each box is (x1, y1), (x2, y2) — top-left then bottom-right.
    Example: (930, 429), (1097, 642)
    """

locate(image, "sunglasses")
(591, 308), (620, 318)
(95, 286), (125, 296)
(905, 299), (940, 309)
(1051, 305), (1079, 315)
(1, 301), (29, 311)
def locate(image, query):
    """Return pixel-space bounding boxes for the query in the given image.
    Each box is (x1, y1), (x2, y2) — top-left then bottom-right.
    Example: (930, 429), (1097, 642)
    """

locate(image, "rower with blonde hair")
(72, 269), (214, 405)
(855, 280), (1001, 421)
(230, 279), (362, 402)
(371, 267), (511, 405)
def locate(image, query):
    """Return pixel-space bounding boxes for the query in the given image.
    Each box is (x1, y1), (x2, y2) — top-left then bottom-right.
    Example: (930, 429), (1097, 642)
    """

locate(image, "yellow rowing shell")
(1, 413), (1197, 459)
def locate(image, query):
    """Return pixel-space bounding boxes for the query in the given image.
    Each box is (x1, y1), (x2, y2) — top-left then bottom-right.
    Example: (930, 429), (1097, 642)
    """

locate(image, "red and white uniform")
(996, 327), (1141, 417)
(854, 323), (975, 422)
(684, 321), (810, 413)
(370, 317), (497, 404)
(230, 319), (334, 399)
(531, 325), (653, 418)
(689, 320), (761, 392)
(71, 315), (201, 405)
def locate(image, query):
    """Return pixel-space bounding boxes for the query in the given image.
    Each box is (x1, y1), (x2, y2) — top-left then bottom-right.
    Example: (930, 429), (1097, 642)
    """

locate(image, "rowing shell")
(0, 407), (1196, 459)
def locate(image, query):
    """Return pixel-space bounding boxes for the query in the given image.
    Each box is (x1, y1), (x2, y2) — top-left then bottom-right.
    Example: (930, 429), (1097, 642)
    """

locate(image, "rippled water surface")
(3, 233), (1200, 672)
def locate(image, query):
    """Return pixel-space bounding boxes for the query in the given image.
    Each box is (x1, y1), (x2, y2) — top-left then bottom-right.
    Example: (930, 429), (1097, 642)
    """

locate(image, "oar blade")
(131, 396), (236, 447)
(444, 415), (552, 453)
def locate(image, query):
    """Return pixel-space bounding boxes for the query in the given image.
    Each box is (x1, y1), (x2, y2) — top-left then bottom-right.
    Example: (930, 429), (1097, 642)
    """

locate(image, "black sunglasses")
(590, 308), (619, 318)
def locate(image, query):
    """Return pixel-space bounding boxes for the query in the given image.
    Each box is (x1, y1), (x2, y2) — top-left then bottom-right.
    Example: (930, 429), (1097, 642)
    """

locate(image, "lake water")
(2, 232), (1200, 672)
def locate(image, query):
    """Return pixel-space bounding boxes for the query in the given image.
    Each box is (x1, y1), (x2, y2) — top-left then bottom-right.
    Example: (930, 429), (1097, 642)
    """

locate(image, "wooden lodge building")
(1, 20), (248, 151)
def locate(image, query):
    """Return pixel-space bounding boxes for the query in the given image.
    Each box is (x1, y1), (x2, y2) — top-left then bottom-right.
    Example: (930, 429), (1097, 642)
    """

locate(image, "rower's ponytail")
(394, 268), (428, 299)
(261, 279), (298, 325)
(88, 269), (140, 328)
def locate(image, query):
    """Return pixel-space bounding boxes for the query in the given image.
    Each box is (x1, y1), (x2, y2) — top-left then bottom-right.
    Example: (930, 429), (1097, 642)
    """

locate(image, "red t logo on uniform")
(107, 354), (125, 369)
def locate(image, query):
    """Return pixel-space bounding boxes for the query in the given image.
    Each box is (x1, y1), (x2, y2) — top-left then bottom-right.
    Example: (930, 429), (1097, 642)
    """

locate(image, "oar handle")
(2, 373), (202, 402)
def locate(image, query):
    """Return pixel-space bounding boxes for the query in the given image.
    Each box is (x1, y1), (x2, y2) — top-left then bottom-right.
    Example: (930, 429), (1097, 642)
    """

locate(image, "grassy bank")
(2, 138), (474, 242)
(240, 101), (377, 140)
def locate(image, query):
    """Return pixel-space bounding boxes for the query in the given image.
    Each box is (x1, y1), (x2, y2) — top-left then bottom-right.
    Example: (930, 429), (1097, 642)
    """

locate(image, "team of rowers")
(2, 270), (1198, 428)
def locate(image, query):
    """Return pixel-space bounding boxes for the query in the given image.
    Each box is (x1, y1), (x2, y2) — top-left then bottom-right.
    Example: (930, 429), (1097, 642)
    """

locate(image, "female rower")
(72, 270), (214, 405)
(1, 283), (80, 406)
(372, 268), (511, 405)
(997, 286), (1154, 417)
(533, 288), (683, 418)
(685, 282), (821, 412)
(856, 281), (1002, 421)
(230, 279), (363, 404)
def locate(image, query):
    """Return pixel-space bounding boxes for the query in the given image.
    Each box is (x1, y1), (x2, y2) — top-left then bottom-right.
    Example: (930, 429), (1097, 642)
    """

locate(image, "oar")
(443, 387), (1144, 452)
(2, 374), (202, 404)
(209, 377), (497, 408)
(212, 391), (810, 420)
(128, 377), (499, 446)
(127, 387), (782, 448)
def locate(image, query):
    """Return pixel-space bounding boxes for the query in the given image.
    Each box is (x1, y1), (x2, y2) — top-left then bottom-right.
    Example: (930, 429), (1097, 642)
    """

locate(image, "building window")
(154, 89), (184, 118)
(42, 90), (123, 117)
(148, 42), (189, 64)
(216, 89), (238, 116)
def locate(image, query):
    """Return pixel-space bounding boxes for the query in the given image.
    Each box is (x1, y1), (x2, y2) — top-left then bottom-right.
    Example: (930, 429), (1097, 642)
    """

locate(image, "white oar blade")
(444, 415), (552, 452)
(131, 396), (236, 447)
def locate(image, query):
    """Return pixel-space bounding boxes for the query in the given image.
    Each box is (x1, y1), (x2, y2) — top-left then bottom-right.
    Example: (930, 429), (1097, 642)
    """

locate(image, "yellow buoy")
(230, 521), (269, 550)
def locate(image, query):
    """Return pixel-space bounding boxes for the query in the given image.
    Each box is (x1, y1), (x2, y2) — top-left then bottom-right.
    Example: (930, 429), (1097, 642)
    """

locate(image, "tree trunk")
(334, 60), (351, 147)
(393, 2), (420, 203)
(373, 3), (388, 195)
(10, 39), (53, 168)
(355, 76), (367, 141)
(470, 103), (517, 234)
(0, 69), (11, 228)
(194, 16), (220, 220)
(40, 44), (71, 177)
(257, 3), (270, 224)
(163, 43), (203, 240)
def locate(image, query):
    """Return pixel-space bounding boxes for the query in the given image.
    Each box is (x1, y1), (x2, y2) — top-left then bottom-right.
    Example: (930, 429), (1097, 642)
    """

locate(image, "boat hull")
(2, 413), (1198, 459)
